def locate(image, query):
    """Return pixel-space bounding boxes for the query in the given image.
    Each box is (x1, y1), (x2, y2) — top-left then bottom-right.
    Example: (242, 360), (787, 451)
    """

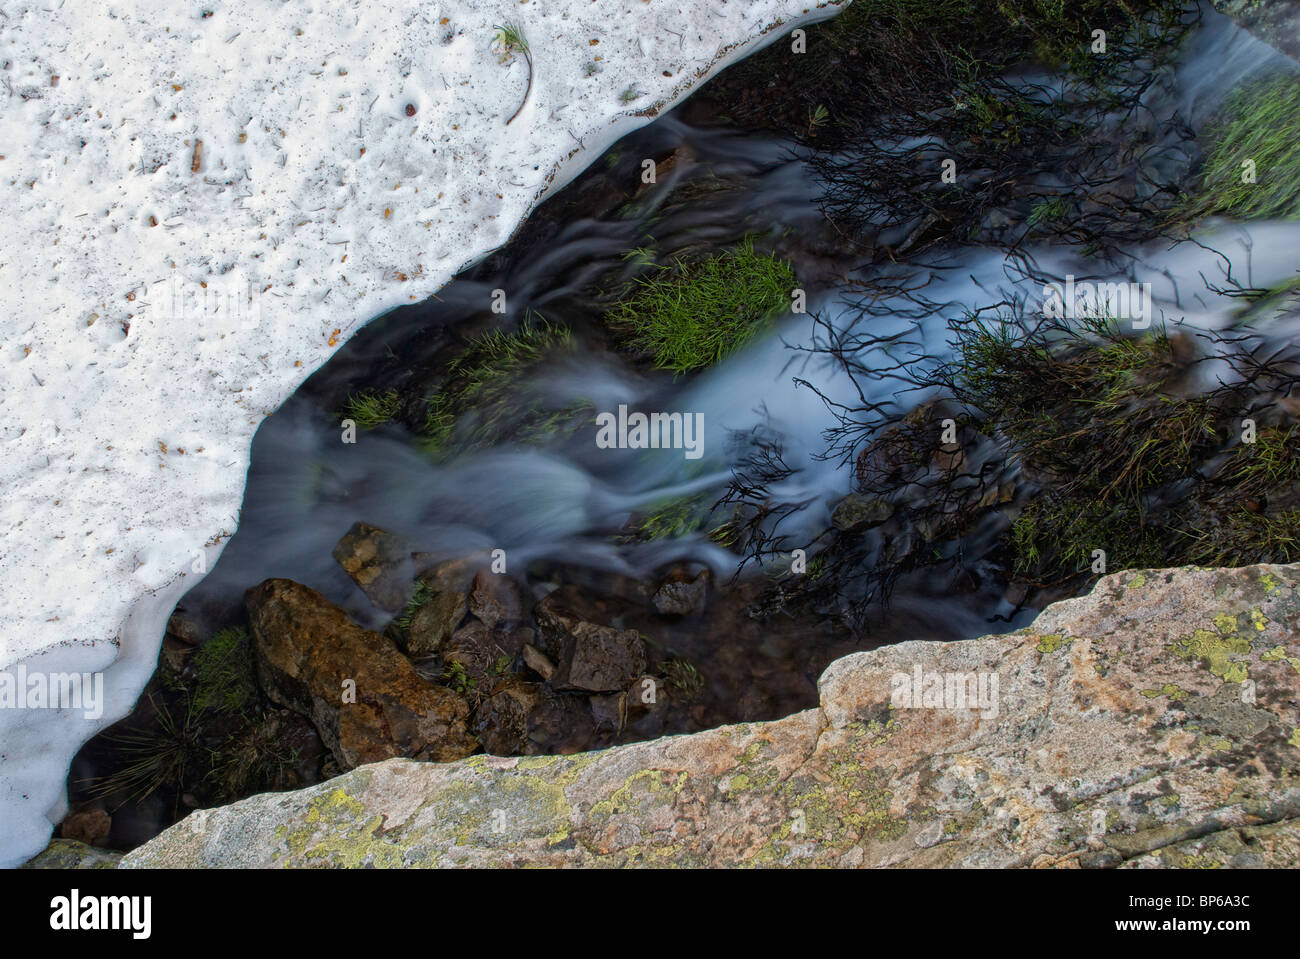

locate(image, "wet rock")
(159, 634), (194, 681)
(472, 680), (541, 755)
(652, 568), (710, 616)
(332, 522), (427, 612)
(443, 621), (494, 682)
(59, 807), (111, 847)
(536, 597), (647, 693)
(831, 493), (895, 532)
(246, 578), (477, 769)
(405, 555), (490, 656)
(22, 839), (121, 870)
(524, 692), (598, 755)
(521, 643), (555, 681)
(407, 590), (468, 657)
(164, 610), (203, 645)
(468, 570), (523, 629)
(1214, 0), (1300, 61)
(622, 674), (672, 739)
(589, 692), (626, 733)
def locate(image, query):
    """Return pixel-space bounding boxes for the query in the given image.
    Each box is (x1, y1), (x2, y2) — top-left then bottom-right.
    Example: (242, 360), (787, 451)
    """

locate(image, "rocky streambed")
(74, 563), (1299, 868)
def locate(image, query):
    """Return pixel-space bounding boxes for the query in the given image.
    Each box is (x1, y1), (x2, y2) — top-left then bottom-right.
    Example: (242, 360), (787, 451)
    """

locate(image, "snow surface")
(0, 0), (847, 867)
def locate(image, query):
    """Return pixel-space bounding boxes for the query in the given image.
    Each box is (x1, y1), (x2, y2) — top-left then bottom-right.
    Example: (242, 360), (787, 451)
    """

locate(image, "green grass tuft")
(418, 321), (584, 454)
(340, 389), (401, 430)
(606, 239), (796, 375)
(1176, 72), (1300, 224)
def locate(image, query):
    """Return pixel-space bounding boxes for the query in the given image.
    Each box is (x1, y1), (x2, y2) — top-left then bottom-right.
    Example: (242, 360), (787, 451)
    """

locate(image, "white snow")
(0, 0), (847, 866)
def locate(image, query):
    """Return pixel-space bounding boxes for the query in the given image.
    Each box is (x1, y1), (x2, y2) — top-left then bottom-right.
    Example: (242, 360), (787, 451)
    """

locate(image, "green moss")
(190, 626), (257, 714)
(605, 238), (796, 374)
(634, 492), (709, 541)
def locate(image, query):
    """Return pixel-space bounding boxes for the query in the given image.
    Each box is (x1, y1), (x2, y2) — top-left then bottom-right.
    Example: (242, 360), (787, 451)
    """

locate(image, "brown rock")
(521, 643), (555, 681)
(407, 590), (467, 657)
(652, 567), (709, 616)
(246, 578), (477, 769)
(164, 610), (203, 645)
(831, 493), (895, 532)
(332, 522), (424, 613)
(60, 808), (111, 847)
(472, 680), (541, 755)
(468, 570), (523, 628)
(535, 597), (647, 693)
(128, 563), (1300, 869)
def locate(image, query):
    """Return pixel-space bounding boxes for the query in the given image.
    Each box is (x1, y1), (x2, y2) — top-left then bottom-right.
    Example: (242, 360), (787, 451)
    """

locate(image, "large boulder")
(246, 578), (477, 769)
(1214, 0), (1300, 61)
(127, 563), (1300, 868)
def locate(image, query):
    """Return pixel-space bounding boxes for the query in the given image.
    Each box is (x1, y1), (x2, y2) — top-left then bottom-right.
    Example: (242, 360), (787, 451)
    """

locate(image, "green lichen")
(1036, 633), (1071, 654)
(1171, 618), (1252, 683)
(1261, 645), (1300, 672)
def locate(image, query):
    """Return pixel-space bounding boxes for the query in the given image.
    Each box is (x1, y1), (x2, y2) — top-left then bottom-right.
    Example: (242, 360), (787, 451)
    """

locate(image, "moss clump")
(190, 626), (258, 714)
(1176, 73), (1300, 224)
(418, 321), (585, 454)
(340, 389), (401, 429)
(605, 239), (796, 374)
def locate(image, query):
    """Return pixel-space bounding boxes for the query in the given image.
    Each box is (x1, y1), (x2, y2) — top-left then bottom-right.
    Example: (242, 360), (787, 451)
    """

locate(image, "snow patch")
(0, 0), (847, 866)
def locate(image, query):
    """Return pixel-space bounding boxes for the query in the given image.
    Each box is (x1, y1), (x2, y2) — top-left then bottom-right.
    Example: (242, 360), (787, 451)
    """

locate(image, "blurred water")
(182, 2), (1300, 641)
